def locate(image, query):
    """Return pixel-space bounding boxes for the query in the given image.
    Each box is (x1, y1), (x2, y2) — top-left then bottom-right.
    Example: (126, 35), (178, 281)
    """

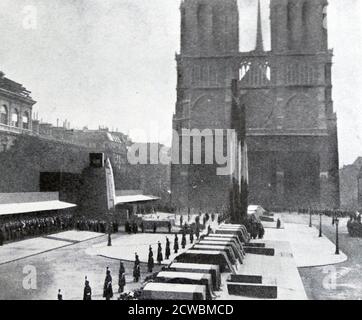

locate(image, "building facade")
(171, 0), (248, 220)
(171, 0), (340, 213)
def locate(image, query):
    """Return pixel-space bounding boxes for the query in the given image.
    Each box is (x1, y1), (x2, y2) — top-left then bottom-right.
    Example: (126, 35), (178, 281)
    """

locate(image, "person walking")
(165, 237), (171, 260)
(157, 242), (163, 265)
(148, 246), (154, 272)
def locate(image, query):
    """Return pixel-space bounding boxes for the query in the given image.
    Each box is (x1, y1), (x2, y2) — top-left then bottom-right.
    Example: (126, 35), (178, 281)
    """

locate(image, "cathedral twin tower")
(171, 0), (339, 218)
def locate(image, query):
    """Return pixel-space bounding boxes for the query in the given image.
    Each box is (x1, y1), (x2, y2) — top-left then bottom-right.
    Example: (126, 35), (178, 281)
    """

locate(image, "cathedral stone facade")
(171, 0), (340, 213)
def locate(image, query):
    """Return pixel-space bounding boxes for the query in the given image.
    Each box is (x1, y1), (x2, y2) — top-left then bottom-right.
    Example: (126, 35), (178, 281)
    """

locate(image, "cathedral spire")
(255, 0), (264, 52)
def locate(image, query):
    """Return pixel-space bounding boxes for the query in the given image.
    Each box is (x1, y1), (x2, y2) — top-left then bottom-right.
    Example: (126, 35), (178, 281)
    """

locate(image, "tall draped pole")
(335, 217), (340, 255)
(319, 212), (322, 237)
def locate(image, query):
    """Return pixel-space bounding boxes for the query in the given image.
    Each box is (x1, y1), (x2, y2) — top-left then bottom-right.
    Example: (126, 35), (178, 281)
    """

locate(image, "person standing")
(157, 242), (163, 265)
(148, 246), (154, 272)
(103, 267), (113, 300)
(57, 289), (63, 300)
(181, 232), (186, 249)
(153, 222), (157, 233)
(167, 221), (172, 233)
(180, 215), (183, 228)
(165, 237), (171, 260)
(83, 277), (92, 301)
(174, 234), (179, 254)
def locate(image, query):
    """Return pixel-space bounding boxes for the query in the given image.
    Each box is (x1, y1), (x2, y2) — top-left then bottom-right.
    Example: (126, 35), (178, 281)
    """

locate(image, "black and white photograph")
(0, 0), (361, 303)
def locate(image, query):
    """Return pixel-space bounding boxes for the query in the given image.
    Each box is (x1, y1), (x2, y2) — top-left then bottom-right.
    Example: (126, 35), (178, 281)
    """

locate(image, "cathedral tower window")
(0, 105), (8, 125)
(23, 111), (30, 129)
(11, 108), (19, 127)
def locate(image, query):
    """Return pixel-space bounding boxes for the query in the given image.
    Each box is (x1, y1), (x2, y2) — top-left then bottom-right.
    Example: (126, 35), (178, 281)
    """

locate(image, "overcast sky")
(0, 0), (361, 166)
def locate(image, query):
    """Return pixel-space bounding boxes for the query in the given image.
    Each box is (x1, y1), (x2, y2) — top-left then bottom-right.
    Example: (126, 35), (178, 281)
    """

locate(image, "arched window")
(11, 109), (19, 127)
(0, 105), (8, 125)
(22, 111), (30, 129)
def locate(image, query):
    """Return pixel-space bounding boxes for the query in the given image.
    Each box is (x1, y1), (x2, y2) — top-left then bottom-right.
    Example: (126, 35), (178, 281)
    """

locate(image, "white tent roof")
(0, 200), (76, 216)
(115, 195), (159, 204)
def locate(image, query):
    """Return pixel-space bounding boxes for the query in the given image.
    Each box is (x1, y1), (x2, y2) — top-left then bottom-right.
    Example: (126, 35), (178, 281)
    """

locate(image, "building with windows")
(171, 0), (340, 213)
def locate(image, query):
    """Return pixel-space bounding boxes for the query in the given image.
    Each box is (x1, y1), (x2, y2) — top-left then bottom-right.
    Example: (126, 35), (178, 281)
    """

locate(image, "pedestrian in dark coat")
(276, 218), (281, 229)
(168, 221), (172, 233)
(174, 234), (179, 254)
(141, 221), (145, 233)
(103, 268), (113, 300)
(181, 232), (186, 249)
(83, 278), (92, 300)
(180, 215), (183, 228)
(165, 237), (171, 260)
(148, 246), (154, 272)
(118, 261), (126, 293)
(153, 222), (157, 233)
(157, 242), (163, 264)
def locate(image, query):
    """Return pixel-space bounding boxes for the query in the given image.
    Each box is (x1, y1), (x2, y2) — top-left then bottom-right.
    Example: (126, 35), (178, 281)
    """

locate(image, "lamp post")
(309, 207), (312, 228)
(319, 212), (322, 237)
(335, 217), (340, 255)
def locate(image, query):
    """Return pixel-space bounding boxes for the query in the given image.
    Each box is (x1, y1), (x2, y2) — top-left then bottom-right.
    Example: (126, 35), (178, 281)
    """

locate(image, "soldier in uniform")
(180, 215), (183, 228)
(174, 234), (179, 254)
(148, 246), (154, 272)
(181, 231), (186, 249)
(165, 237), (171, 260)
(118, 261), (126, 293)
(103, 267), (113, 300)
(153, 222), (157, 233)
(276, 218), (281, 229)
(157, 242), (163, 265)
(118, 273), (126, 294)
(167, 221), (172, 233)
(83, 277), (92, 300)
(133, 254), (141, 282)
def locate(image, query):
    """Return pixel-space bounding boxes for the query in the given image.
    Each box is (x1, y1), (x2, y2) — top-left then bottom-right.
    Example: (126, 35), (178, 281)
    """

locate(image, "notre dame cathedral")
(171, 0), (340, 215)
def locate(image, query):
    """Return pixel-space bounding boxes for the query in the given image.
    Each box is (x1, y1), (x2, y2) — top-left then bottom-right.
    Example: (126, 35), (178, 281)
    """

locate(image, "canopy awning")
(0, 200), (77, 216)
(115, 195), (160, 205)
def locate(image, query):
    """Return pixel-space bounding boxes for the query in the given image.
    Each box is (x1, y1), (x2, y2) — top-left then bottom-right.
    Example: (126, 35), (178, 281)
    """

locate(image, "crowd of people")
(0, 213), (74, 246)
(0, 214), (121, 246)
(74, 217), (119, 234)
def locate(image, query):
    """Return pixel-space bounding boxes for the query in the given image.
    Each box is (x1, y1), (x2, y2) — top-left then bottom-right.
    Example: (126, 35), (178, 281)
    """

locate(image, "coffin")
(141, 282), (206, 300)
(175, 250), (235, 273)
(154, 271), (213, 300)
(168, 262), (221, 290)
